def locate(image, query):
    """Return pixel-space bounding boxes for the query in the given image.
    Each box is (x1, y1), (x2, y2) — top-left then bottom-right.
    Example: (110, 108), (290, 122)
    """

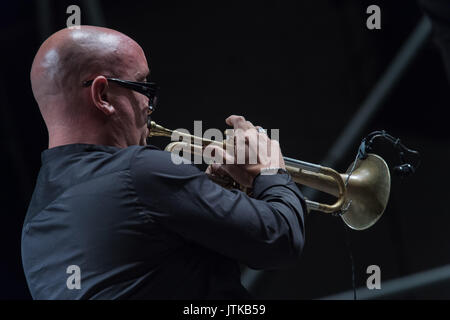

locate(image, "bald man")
(22, 26), (306, 299)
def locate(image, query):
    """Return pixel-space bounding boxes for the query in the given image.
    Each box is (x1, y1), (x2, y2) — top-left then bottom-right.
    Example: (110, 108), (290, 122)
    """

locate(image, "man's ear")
(90, 76), (115, 116)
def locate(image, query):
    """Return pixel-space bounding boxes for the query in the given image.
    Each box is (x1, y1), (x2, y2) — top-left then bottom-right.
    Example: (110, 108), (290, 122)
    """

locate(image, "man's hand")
(205, 115), (286, 188)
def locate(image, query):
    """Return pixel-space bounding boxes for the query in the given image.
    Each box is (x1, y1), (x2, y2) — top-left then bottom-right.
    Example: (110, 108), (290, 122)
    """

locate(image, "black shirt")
(21, 144), (306, 299)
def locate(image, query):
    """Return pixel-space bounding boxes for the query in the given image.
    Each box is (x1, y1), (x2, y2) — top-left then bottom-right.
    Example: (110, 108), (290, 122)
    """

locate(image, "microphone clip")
(357, 131), (420, 178)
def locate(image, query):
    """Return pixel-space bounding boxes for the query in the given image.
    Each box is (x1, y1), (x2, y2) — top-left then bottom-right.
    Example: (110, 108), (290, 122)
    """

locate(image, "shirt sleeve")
(129, 146), (306, 270)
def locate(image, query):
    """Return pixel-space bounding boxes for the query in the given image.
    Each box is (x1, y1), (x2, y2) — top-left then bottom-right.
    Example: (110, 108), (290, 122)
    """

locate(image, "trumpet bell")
(341, 154), (391, 230)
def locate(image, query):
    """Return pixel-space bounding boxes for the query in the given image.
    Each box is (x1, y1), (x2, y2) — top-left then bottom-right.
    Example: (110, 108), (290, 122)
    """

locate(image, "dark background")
(1, 0), (449, 299)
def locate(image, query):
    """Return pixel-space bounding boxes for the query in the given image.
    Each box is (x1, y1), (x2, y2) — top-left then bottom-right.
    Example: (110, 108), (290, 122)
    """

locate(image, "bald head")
(31, 26), (151, 148)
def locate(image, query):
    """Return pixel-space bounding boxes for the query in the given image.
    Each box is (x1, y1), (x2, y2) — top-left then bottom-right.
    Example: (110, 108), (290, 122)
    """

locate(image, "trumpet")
(148, 121), (391, 230)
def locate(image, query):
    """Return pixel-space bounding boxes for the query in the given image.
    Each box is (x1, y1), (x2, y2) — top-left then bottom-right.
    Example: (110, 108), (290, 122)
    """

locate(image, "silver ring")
(257, 127), (267, 134)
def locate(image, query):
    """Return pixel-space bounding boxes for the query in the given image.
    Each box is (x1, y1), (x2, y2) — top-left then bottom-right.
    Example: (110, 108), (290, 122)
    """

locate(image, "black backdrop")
(1, 0), (449, 299)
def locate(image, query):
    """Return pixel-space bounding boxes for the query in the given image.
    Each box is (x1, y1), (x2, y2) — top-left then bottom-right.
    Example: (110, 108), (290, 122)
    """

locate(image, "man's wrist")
(260, 167), (289, 176)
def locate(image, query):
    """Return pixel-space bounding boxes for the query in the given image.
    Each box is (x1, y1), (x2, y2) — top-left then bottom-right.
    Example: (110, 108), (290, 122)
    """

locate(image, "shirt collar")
(41, 144), (121, 163)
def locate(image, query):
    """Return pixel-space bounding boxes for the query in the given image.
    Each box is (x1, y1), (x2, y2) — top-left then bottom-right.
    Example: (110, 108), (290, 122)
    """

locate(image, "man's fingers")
(226, 115), (254, 131)
(204, 144), (235, 165)
(225, 115), (244, 127)
(210, 164), (230, 177)
(255, 126), (268, 136)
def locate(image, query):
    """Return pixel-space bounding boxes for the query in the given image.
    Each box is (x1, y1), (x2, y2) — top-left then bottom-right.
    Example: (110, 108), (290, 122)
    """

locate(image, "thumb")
(210, 163), (231, 178)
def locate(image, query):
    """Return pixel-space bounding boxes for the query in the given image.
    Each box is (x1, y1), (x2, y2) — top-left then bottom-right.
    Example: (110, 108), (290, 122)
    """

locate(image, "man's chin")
(139, 137), (147, 146)
(140, 130), (149, 146)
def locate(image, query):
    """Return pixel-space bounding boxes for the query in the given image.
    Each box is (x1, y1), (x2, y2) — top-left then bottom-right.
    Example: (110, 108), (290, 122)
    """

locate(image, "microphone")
(393, 163), (415, 177)
(357, 131), (420, 178)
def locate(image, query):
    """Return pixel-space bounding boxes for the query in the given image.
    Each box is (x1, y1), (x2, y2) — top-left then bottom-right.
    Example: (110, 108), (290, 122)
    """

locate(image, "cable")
(360, 130), (421, 177)
(343, 222), (357, 300)
(338, 130), (420, 300)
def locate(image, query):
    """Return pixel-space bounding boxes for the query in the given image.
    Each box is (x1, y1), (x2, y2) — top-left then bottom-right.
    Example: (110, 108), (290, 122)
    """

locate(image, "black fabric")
(419, 0), (450, 82)
(21, 144), (306, 300)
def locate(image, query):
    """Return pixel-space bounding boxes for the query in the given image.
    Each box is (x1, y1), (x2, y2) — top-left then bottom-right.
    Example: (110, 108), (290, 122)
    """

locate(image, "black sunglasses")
(83, 77), (159, 113)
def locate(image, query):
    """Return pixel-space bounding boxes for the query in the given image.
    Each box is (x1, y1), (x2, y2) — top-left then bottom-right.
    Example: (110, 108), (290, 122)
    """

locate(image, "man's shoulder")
(127, 144), (174, 165)
(98, 144), (167, 170)
(129, 144), (202, 178)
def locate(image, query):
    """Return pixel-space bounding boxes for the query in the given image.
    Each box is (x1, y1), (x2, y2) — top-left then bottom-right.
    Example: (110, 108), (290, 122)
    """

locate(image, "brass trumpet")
(148, 121), (391, 230)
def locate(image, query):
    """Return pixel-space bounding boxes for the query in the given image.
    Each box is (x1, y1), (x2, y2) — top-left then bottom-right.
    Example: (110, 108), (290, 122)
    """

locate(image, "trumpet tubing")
(149, 121), (391, 230)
